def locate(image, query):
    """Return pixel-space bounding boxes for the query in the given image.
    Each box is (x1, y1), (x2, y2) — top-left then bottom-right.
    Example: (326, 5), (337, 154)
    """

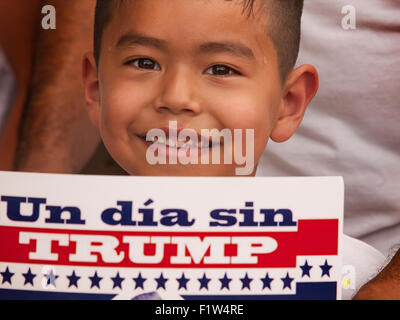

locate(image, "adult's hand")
(14, 0), (100, 173)
(353, 248), (400, 300)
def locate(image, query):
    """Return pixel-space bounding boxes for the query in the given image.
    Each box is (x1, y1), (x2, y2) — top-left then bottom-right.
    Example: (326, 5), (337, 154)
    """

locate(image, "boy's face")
(87, 0), (298, 176)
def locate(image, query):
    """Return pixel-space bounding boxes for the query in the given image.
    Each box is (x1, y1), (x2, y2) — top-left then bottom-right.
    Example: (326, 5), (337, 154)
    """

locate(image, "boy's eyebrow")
(115, 32), (255, 60)
(116, 32), (168, 50)
(197, 42), (255, 59)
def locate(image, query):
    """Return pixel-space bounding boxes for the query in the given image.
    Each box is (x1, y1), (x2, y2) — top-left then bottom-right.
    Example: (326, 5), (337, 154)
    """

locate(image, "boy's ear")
(82, 52), (101, 127)
(270, 64), (319, 143)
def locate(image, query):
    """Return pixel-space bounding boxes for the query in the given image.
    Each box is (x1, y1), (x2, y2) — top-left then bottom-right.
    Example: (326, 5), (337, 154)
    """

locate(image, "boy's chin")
(127, 164), (256, 177)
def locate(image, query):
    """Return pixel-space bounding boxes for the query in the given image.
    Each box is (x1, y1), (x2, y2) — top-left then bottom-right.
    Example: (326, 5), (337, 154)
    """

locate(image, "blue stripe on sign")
(182, 282), (338, 300)
(0, 282), (337, 300)
(0, 288), (116, 300)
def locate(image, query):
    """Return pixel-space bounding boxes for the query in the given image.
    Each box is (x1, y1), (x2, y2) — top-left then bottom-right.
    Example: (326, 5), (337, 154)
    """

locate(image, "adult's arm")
(14, 0), (100, 173)
(353, 248), (400, 300)
(0, 0), (41, 170)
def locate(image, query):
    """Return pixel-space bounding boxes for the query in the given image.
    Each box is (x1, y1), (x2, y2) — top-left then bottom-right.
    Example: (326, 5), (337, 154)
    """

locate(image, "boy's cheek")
(100, 91), (140, 125)
(99, 100), (131, 141)
(214, 102), (267, 132)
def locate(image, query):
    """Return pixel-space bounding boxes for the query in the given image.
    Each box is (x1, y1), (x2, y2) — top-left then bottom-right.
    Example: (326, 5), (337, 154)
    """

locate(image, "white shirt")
(257, 0), (400, 257)
(342, 235), (385, 300)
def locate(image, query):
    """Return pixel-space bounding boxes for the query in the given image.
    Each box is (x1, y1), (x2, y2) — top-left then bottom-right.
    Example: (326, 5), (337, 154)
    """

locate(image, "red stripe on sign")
(0, 219), (338, 268)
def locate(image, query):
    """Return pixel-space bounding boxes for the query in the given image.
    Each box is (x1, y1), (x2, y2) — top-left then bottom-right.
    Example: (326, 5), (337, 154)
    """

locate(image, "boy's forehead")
(113, 0), (267, 23)
(106, 0), (273, 57)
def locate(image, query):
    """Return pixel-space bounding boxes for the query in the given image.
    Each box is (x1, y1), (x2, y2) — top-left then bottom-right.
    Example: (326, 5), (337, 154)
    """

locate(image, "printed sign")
(0, 172), (343, 300)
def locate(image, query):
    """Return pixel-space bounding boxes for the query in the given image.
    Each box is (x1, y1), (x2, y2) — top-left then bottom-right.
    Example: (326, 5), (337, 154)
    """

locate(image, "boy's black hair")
(94, 0), (304, 81)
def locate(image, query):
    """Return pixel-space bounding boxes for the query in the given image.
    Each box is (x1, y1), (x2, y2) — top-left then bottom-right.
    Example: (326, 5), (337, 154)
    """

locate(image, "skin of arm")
(353, 248), (400, 300)
(0, 0), (41, 170)
(14, 0), (100, 173)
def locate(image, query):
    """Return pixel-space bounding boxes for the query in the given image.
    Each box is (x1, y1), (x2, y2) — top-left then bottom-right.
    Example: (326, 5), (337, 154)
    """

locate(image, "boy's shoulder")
(342, 235), (385, 300)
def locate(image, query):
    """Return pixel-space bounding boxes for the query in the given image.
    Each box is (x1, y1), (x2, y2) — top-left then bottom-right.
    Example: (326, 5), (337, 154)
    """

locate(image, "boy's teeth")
(150, 136), (213, 149)
(158, 136), (166, 144)
(199, 140), (208, 148)
(186, 139), (195, 147)
(168, 138), (176, 148)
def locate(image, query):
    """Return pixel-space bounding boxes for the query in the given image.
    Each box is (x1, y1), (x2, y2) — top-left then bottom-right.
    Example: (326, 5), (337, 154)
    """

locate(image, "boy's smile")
(84, 0), (318, 176)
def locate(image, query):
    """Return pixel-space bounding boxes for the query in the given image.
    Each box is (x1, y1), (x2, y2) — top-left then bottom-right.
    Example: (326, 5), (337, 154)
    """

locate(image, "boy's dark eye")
(128, 58), (161, 70)
(205, 65), (240, 76)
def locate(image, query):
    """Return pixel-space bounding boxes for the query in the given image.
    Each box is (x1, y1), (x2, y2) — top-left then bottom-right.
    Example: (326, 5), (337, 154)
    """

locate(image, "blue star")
(45, 269), (58, 287)
(155, 273), (169, 290)
(111, 272), (125, 289)
(260, 273), (273, 290)
(240, 273), (253, 290)
(300, 260), (313, 278)
(67, 270), (80, 288)
(22, 268), (36, 286)
(1, 267), (14, 285)
(281, 272), (294, 290)
(198, 273), (211, 290)
(133, 272), (147, 289)
(176, 273), (190, 290)
(219, 273), (232, 290)
(320, 260), (332, 277)
(89, 271), (102, 289)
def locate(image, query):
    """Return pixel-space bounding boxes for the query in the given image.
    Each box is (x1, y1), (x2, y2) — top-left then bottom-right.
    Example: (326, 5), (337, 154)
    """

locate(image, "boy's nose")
(153, 66), (202, 115)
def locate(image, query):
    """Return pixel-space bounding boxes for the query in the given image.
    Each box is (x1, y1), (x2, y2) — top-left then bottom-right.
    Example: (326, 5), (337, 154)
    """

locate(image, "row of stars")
(0, 260), (332, 291)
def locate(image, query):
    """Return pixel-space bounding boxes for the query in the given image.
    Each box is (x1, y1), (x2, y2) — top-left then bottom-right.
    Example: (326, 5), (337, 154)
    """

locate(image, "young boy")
(82, 0), (385, 299)
(83, 0), (318, 176)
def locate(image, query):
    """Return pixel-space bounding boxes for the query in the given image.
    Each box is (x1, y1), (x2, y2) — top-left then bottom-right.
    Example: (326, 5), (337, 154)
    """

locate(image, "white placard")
(0, 171), (343, 300)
